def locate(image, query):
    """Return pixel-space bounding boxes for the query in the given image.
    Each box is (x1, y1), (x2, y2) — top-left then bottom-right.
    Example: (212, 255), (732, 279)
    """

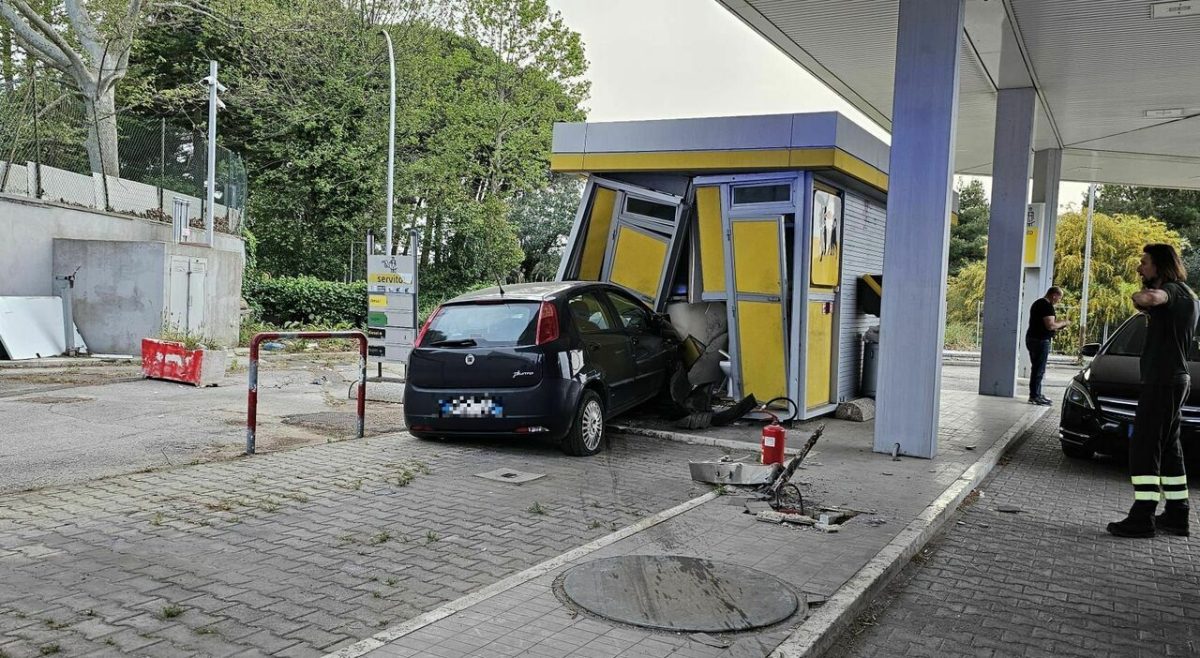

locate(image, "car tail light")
(535, 301), (559, 345)
(414, 306), (442, 347)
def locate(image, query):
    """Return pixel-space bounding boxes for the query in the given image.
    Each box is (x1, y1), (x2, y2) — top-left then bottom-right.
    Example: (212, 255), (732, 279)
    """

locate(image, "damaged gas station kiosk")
(551, 112), (899, 421)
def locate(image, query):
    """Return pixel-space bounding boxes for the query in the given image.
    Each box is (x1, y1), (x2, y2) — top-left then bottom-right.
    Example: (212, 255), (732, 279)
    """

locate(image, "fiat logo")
(465, 355), (475, 366)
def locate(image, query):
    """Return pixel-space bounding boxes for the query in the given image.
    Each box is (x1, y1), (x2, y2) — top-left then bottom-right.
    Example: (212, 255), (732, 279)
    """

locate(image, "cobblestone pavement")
(828, 411), (1200, 658)
(0, 432), (726, 658)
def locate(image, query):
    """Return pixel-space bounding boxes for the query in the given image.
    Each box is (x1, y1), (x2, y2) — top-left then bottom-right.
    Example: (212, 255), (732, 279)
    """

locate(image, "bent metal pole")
(246, 331), (368, 455)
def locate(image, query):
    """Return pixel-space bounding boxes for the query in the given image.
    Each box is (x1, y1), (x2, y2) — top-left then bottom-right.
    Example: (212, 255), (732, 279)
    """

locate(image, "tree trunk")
(83, 86), (120, 178)
(1, 28), (14, 93)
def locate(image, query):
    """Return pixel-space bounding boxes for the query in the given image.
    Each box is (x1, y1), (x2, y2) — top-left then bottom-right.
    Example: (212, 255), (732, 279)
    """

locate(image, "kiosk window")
(732, 184), (790, 205)
(625, 197), (676, 222)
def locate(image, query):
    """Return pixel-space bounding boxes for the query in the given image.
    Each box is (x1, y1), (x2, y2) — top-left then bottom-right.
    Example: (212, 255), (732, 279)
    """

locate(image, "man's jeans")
(1026, 337), (1051, 400)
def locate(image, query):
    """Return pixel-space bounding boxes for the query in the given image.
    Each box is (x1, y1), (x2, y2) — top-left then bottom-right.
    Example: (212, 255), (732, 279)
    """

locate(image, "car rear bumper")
(403, 379), (583, 440)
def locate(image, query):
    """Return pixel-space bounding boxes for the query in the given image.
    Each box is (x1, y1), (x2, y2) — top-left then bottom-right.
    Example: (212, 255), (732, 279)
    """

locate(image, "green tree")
(508, 173), (582, 281)
(948, 178), (988, 275)
(123, 0), (587, 297)
(946, 211), (1182, 351)
(1094, 185), (1200, 280)
(1, 0), (146, 176)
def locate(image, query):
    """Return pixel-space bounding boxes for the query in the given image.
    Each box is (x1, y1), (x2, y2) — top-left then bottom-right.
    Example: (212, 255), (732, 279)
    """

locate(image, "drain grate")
(474, 469), (546, 484)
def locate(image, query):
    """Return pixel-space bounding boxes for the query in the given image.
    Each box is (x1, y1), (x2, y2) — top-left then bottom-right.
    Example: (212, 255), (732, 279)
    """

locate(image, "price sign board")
(367, 254), (418, 364)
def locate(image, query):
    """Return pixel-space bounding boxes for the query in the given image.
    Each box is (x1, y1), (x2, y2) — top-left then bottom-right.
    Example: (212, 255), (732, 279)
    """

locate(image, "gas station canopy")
(718, 0), (1200, 189)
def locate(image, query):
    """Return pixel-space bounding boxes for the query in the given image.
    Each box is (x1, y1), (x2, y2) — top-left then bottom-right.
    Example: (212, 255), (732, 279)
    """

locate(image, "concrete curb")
(767, 404), (1049, 658)
(610, 423), (806, 456)
(323, 491), (720, 658)
(0, 356), (136, 369)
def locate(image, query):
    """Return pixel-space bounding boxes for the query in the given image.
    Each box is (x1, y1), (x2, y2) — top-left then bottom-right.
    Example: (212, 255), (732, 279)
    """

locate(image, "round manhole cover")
(561, 555), (800, 632)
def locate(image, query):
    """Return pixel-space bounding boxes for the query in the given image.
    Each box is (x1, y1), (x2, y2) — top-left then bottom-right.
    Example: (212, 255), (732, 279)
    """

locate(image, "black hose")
(763, 397), (799, 423)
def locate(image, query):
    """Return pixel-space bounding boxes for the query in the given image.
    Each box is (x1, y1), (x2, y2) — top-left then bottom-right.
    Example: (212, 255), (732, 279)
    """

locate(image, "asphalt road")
(0, 356), (406, 494)
(939, 360), (1077, 398)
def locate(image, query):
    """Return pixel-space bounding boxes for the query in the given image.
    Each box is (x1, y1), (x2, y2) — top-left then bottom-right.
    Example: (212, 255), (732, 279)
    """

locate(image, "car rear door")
(566, 291), (638, 412)
(605, 289), (670, 403)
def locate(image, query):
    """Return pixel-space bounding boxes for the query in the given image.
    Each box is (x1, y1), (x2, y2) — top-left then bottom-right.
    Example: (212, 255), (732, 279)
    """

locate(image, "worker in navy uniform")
(1026, 286), (1069, 406)
(1108, 243), (1198, 538)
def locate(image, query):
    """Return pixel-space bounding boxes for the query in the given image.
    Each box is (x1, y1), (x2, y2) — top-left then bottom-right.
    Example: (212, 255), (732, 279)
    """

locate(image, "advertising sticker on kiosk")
(367, 254), (418, 364)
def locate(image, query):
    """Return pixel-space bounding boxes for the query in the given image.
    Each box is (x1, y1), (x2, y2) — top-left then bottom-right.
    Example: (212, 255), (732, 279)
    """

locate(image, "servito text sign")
(367, 254), (418, 363)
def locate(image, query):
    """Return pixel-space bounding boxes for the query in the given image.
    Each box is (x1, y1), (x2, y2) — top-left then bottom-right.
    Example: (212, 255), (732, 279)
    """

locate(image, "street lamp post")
(201, 60), (226, 247)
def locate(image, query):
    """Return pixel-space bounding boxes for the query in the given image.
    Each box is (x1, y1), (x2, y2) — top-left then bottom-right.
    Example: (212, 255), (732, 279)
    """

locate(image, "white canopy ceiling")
(718, 0), (1200, 189)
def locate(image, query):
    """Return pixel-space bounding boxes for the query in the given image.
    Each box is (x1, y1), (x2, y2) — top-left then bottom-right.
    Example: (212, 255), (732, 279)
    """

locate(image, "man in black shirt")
(1026, 286), (1068, 406)
(1108, 243), (1198, 538)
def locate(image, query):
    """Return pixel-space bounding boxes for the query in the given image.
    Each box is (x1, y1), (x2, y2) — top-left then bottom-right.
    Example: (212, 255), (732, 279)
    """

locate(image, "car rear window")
(423, 303), (541, 347)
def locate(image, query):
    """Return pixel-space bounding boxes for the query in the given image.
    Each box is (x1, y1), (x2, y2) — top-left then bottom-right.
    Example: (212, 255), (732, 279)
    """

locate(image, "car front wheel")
(563, 390), (605, 456)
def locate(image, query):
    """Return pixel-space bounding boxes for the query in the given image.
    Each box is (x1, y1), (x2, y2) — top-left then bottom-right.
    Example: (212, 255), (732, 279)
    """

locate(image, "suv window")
(607, 293), (651, 332)
(567, 293), (614, 334)
(1105, 314), (1200, 360)
(423, 302), (540, 347)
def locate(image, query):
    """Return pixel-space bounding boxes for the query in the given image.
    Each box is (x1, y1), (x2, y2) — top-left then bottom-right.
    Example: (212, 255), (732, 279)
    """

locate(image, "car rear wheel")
(1060, 441), (1094, 460)
(563, 390), (605, 456)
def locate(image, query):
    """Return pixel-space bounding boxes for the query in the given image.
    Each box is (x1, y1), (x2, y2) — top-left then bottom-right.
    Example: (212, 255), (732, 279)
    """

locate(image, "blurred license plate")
(439, 396), (503, 418)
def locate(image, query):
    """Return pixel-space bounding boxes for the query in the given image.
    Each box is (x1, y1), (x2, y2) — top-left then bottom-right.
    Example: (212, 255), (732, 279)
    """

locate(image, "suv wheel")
(563, 390), (605, 456)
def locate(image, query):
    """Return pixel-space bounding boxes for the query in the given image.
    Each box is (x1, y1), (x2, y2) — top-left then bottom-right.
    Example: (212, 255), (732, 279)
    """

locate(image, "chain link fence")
(0, 76), (247, 236)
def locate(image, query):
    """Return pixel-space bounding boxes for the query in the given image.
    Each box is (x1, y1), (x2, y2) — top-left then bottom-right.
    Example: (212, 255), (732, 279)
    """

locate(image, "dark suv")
(1060, 313), (1200, 462)
(404, 281), (679, 455)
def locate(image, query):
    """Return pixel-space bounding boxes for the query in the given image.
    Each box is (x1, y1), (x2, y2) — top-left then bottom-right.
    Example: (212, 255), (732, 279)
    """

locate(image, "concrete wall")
(0, 162), (29, 195)
(2, 194), (244, 355)
(52, 240), (166, 355)
(51, 239), (243, 355)
(1, 194), (243, 296)
(838, 190), (887, 401)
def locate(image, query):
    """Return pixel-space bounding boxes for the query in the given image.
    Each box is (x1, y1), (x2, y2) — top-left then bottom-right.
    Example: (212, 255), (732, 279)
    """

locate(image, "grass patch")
(194, 627), (218, 636)
(337, 534), (357, 545)
(394, 470), (414, 487)
(204, 498), (239, 512)
(425, 531), (440, 544)
(588, 520), (603, 530)
(527, 502), (547, 515)
(372, 591), (382, 599)
(385, 577), (398, 586)
(150, 512), (164, 526)
(713, 484), (729, 496)
(258, 499), (281, 513)
(369, 531), (391, 545)
(159, 605), (184, 620)
(285, 491), (309, 503)
(44, 619), (70, 630)
(39, 644), (60, 656)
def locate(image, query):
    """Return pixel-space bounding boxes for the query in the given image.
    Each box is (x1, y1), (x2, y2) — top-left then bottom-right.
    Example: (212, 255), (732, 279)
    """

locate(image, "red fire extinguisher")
(761, 413), (786, 465)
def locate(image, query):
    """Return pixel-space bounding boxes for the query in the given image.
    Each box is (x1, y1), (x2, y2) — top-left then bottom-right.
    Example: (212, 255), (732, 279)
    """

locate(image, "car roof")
(446, 281), (604, 305)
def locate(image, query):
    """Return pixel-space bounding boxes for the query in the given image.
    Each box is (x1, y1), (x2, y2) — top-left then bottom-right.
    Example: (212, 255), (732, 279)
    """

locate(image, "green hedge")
(244, 275), (367, 327)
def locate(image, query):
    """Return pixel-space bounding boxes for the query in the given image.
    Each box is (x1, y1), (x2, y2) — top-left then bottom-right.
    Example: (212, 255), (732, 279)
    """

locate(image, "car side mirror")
(1081, 343), (1100, 358)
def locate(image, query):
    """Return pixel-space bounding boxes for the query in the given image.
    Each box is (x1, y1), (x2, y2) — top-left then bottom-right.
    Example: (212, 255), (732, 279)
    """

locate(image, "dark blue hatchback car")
(404, 281), (679, 455)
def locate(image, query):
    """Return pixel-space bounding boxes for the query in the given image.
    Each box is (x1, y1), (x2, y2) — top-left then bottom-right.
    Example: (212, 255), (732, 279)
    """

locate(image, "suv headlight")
(1066, 380), (1095, 410)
